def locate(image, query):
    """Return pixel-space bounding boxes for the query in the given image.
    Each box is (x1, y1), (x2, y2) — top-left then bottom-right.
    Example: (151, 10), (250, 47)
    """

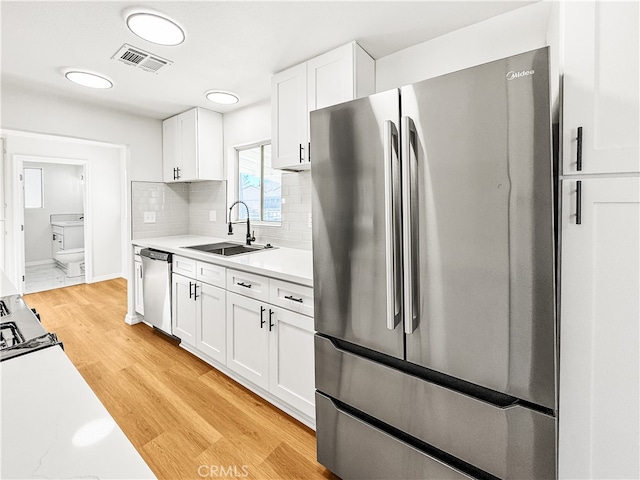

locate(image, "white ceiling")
(1, 1), (533, 120)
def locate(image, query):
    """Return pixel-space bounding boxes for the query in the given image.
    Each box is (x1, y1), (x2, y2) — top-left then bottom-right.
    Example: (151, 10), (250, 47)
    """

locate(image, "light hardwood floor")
(24, 279), (337, 480)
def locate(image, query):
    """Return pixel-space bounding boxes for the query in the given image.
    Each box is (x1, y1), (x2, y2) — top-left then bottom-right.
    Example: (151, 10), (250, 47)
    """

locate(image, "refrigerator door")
(402, 48), (556, 409)
(311, 89), (404, 359)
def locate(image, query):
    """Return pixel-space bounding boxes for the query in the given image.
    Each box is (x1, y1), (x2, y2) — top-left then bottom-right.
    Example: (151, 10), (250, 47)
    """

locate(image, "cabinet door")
(172, 274), (197, 347)
(559, 177), (640, 479)
(562, 1), (639, 174)
(271, 63), (308, 169)
(134, 259), (144, 315)
(178, 109), (198, 181)
(162, 115), (180, 182)
(226, 292), (269, 389)
(197, 282), (226, 364)
(307, 43), (354, 113)
(268, 307), (315, 418)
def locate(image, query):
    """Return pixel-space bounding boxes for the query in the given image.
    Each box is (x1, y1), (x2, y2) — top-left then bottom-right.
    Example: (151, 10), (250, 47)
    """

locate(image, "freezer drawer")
(315, 335), (556, 479)
(316, 392), (473, 480)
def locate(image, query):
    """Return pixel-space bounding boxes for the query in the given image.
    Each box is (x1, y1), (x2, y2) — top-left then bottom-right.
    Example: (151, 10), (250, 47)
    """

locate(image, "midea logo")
(506, 70), (535, 80)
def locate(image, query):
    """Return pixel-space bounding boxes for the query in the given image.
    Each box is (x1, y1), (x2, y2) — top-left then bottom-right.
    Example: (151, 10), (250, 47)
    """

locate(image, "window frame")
(23, 167), (44, 209)
(234, 141), (280, 225)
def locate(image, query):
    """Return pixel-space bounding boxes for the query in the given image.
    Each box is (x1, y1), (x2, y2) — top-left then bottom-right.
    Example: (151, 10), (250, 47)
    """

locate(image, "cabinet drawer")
(269, 279), (314, 317)
(52, 226), (63, 235)
(173, 255), (197, 277)
(226, 269), (269, 302)
(196, 261), (225, 288)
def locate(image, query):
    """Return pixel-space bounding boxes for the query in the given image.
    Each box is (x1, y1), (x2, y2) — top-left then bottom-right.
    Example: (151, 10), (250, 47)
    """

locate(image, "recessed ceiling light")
(206, 90), (239, 105)
(126, 12), (185, 46)
(65, 71), (113, 89)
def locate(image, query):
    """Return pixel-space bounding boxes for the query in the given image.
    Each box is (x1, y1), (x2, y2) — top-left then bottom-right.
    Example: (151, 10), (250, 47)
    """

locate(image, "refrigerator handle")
(383, 120), (401, 330)
(401, 116), (418, 334)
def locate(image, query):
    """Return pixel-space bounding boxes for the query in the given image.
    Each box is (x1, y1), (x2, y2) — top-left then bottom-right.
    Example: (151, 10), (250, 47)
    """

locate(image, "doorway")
(16, 155), (89, 293)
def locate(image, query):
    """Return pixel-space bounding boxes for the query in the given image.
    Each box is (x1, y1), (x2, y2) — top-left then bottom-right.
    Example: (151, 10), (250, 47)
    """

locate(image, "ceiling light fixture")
(206, 90), (239, 105)
(126, 12), (185, 46)
(65, 71), (113, 89)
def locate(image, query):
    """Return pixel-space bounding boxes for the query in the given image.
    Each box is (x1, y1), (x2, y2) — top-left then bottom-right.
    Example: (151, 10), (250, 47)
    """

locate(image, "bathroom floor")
(24, 263), (85, 294)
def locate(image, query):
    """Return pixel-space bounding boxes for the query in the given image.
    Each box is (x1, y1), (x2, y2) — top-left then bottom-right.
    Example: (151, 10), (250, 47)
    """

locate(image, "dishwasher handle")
(140, 248), (172, 262)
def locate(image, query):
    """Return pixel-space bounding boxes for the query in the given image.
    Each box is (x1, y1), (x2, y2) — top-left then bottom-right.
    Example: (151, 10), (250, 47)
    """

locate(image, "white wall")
(1, 81), (162, 181)
(23, 162), (84, 264)
(375, 2), (555, 91)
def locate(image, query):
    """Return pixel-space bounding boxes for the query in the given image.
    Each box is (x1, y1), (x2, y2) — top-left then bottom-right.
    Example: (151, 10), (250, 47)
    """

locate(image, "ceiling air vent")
(112, 44), (172, 74)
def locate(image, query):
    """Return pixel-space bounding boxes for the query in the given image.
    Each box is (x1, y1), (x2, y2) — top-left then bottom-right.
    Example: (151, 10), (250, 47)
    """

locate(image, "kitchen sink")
(184, 242), (275, 256)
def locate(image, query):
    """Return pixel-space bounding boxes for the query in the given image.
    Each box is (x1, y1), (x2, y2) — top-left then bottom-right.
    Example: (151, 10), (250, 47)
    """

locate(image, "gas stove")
(0, 295), (62, 362)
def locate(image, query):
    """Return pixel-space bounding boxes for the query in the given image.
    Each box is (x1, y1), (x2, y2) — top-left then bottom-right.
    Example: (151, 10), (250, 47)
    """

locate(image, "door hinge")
(22, 275), (25, 282)
(21, 225), (24, 231)
(19, 174), (23, 181)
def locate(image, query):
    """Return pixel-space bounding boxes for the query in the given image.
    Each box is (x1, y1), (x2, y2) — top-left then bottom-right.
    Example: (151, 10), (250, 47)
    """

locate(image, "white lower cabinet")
(226, 293), (270, 389)
(172, 273), (197, 347)
(197, 282), (226, 365)
(172, 272), (226, 363)
(559, 177), (640, 479)
(134, 258), (144, 315)
(268, 306), (315, 418)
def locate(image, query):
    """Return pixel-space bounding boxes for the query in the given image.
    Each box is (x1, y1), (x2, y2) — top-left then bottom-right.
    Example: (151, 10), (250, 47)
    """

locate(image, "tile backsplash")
(131, 171), (312, 250)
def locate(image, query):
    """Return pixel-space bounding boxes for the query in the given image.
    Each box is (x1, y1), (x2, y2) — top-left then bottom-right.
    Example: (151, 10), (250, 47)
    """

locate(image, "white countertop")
(51, 221), (84, 227)
(0, 346), (156, 479)
(133, 235), (314, 287)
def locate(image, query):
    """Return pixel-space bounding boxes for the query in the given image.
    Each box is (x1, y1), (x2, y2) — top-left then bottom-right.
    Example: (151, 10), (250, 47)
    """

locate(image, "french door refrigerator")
(310, 47), (556, 480)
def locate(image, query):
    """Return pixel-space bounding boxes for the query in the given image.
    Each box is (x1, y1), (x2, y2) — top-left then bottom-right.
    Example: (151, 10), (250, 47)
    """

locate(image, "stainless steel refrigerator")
(310, 47), (556, 479)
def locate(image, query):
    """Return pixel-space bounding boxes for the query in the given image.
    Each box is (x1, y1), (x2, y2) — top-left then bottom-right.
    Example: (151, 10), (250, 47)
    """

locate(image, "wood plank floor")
(24, 279), (338, 480)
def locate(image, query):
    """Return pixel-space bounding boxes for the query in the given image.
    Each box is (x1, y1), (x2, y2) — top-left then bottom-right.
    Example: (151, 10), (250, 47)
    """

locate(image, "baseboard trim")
(25, 259), (56, 267)
(124, 312), (144, 325)
(89, 273), (122, 283)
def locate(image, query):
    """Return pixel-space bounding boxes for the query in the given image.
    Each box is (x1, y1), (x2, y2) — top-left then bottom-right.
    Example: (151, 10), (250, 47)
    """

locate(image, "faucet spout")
(228, 201), (256, 246)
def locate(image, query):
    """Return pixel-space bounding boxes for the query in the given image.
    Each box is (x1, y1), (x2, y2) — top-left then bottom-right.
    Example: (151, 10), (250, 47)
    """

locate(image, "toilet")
(55, 248), (85, 277)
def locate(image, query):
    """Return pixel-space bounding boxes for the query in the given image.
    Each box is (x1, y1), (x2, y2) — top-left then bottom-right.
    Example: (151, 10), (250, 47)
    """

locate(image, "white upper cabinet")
(162, 107), (224, 182)
(562, 1), (639, 174)
(271, 42), (375, 170)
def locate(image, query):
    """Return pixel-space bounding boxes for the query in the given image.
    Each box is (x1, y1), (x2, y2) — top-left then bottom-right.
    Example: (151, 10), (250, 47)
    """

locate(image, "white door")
(558, 177), (640, 479)
(197, 282), (226, 365)
(162, 115), (179, 182)
(134, 259), (144, 315)
(268, 307), (315, 418)
(271, 63), (308, 169)
(562, 1), (639, 174)
(225, 292), (269, 389)
(172, 273), (196, 347)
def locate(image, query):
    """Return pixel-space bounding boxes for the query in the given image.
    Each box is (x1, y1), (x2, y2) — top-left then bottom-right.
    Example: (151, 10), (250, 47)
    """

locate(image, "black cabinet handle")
(237, 282), (252, 289)
(260, 306), (266, 328)
(176, 167), (181, 179)
(193, 283), (199, 300)
(269, 309), (275, 332)
(299, 143), (303, 163)
(284, 295), (303, 303)
(576, 181), (582, 225)
(188, 281), (194, 299)
(308, 142), (311, 162)
(577, 127), (583, 171)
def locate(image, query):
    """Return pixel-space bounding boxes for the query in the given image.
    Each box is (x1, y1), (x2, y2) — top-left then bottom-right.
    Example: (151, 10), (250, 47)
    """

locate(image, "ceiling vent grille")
(112, 44), (172, 73)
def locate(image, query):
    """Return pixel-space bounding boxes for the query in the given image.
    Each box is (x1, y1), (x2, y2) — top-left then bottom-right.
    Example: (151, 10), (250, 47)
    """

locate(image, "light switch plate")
(308, 212), (312, 228)
(143, 211), (156, 223)
(209, 210), (217, 222)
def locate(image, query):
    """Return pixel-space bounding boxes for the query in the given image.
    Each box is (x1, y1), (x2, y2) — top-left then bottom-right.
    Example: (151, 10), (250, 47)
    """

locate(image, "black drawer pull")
(237, 282), (252, 289)
(260, 307), (266, 328)
(269, 309), (275, 331)
(193, 283), (199, 300)
(576, 181), (582, 225)
(284, 295), (303, 303)
(577, 127), (583, 171)
(189, 281), (194, 299)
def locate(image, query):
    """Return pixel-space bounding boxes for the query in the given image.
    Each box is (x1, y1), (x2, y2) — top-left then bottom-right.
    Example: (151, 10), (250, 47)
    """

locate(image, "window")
(237, 143), (281, 222)
(23, 167), (43, 209)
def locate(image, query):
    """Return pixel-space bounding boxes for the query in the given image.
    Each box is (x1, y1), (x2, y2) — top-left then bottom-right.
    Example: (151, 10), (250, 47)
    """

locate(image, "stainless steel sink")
(184, 242), (275, 256)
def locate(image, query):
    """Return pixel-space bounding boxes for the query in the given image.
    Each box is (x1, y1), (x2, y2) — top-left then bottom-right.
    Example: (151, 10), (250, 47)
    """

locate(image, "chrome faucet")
(228, 200), (256, 246)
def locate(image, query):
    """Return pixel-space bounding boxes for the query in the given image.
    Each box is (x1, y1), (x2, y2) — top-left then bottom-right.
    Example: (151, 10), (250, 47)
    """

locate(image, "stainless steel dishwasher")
(140, 248), (172, 336)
